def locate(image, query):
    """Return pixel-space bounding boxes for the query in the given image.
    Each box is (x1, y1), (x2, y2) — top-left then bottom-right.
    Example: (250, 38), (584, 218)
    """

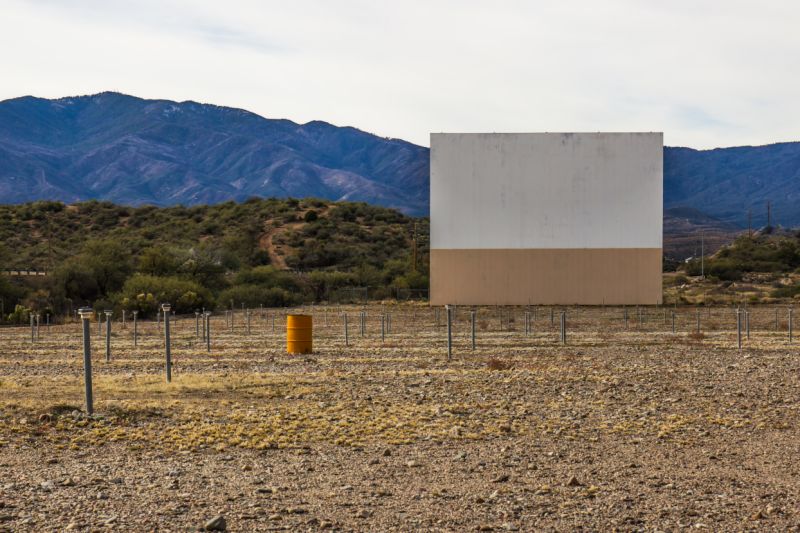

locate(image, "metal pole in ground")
(624, 307), (628, 329)
(736, 309), (742, 350)
(381, 314), (385, 343)
(163, 303), (172, 382)
(524, 311), (530, 336)
(560, 311), (566, 345)
(446, 305), (452, 361)
(132, 311), (138, 347)
(671, 311), (675, 334)
(360, 311), (365, 337)
(79, 307), (94, 415)
(344, 313), (349, 347)
(105, 310), (112, 362)
(471, 309), (476, 350)
(775, 308), (779, 330)
(30, 313), (34, 343)
(35, 313), (40, 341)
(195, 311), (200, 339)
(122, 309), (126, 330)
(205, 312), (211, 353)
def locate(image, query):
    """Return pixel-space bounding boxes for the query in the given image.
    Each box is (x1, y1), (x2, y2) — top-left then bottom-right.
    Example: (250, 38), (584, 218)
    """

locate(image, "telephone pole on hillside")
(767, 200), (772, 228)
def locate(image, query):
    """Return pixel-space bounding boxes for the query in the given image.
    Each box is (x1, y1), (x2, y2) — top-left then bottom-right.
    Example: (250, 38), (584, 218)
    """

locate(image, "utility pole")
(767, 200), (772, 229)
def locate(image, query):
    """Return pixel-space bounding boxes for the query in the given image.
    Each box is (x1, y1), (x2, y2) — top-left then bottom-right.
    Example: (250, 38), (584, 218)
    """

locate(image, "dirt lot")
(1, 304), (799, 531)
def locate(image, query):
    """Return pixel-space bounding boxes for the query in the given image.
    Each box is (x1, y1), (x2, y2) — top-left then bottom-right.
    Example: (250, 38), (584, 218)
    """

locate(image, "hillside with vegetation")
(666, 229), (800, 305)
(0, 198), (429, 320)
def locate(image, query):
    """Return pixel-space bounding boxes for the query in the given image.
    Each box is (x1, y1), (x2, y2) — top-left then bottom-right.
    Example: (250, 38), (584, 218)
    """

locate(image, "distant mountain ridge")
(1, 92), (800, 226)
(0, 92), (429, 215)
(664, 143), (800, 228)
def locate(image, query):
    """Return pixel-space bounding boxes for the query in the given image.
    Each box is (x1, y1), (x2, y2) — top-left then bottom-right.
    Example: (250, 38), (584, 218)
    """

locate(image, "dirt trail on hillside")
(259, 206), (330, 270)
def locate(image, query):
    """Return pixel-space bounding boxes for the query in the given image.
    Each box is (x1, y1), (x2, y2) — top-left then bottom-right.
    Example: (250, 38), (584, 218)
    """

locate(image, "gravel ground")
(0, 304), (798, 531)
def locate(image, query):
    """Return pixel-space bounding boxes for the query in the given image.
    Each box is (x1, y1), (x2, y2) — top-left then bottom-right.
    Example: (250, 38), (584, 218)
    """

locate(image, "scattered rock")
(40, 480), (55, 492)
(204, 515), (226, 531)
(382, 448), (392, 457)
(566, 476), (582, 487)
(492, 474), (510, 483)
(766, 504), (776, 516)
(355, 509), (371, 518)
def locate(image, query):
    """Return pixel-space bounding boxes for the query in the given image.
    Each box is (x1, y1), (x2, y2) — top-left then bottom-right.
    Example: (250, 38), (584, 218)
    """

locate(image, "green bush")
(234, 266), (306, 293)
(117, 274), (212, 316)
(217, 285), (301, 308)
(6, 304), (31, 324)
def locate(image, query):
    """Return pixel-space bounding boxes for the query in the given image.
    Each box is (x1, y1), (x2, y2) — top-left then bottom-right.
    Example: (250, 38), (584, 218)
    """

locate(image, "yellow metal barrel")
(286, 314), (313, 354)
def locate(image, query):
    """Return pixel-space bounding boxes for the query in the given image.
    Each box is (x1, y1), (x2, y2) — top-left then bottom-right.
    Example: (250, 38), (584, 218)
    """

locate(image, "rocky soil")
(0, 304), (798, 531)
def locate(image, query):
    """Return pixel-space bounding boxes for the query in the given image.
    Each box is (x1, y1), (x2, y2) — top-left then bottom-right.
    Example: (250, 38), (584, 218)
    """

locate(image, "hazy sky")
(2, 0), (798, 148)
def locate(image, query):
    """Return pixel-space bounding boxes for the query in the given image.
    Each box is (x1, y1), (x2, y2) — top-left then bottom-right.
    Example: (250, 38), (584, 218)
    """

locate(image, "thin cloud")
(1, 0), (798, 149)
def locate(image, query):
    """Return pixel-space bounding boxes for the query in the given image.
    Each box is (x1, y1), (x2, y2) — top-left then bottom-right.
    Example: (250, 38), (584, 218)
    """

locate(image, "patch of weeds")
(486, 358), (513, 371)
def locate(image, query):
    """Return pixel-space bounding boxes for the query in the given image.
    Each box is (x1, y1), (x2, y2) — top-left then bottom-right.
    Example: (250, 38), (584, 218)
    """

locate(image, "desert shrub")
(771, 284), (800, 299)
(117, 274), (212, 316)
(217, 284), (300, 308)
(233, 266), (305, 293)
(6, 304), (31, 324)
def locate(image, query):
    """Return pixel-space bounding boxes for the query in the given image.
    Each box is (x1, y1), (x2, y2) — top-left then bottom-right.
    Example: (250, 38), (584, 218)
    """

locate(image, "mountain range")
(0, 92), (428, 215)
(1, 92), (799, 226)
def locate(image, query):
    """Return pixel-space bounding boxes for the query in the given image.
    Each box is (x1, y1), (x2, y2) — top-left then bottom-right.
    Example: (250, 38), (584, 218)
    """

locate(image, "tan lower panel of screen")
(430, 248), (662, 305)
